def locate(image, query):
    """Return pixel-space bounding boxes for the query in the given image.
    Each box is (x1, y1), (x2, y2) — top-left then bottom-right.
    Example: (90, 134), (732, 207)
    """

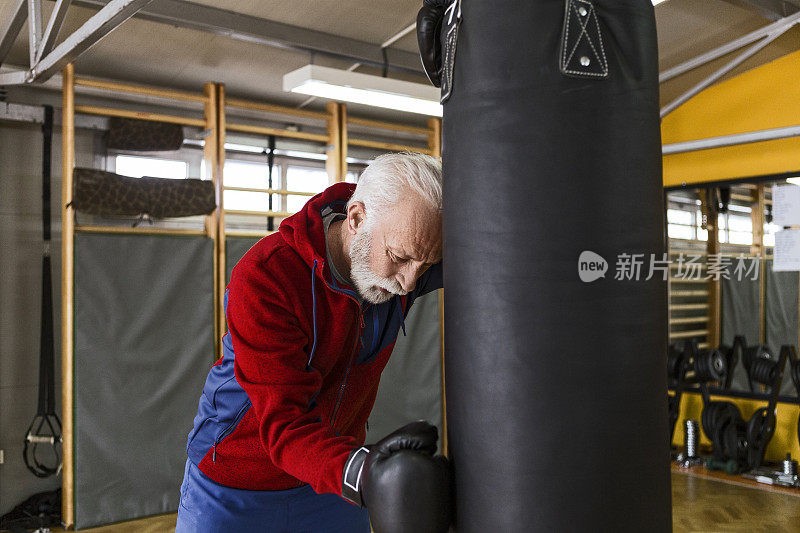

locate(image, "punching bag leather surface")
(436, 0), (671, 531)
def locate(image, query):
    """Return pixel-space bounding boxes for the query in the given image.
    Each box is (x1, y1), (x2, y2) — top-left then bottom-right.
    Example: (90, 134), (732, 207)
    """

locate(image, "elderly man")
(176, 152), (450, 532)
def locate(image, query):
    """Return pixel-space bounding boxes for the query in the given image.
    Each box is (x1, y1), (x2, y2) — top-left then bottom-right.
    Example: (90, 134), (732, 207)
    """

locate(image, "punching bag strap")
(416, 0), (460, 102)
(559, 0), (609, 79)
(440, 0), (461, 103)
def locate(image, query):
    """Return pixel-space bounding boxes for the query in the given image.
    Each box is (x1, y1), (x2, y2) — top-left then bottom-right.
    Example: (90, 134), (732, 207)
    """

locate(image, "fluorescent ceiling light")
(787, 177), (800, 186)
(652, 0), (669, 5)
(284, 65), (442, 117)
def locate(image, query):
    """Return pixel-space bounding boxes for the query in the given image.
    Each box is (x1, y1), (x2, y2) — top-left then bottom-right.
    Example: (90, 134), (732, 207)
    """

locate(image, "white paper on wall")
(772, 184), (800, 227)
(773, 229), (800, 272)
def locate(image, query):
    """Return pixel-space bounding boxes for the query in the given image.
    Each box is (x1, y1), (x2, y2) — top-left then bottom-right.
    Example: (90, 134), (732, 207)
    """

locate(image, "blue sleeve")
(410, 261), (442, 301)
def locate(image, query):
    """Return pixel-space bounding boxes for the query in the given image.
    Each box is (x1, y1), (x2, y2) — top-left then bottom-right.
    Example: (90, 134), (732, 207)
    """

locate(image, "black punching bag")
(418, 0), (671, 531)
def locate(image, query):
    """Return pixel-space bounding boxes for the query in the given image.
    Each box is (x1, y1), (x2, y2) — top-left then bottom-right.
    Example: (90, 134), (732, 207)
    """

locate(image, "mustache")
(376, 278), (407, 295)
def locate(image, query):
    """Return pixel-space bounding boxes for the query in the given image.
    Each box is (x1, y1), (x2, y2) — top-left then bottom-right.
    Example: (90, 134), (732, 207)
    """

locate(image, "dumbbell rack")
(673, 344), (795, 477)
(745, 346), (790, 470)
(699, 346), (788, 471)
(668, 340), (694, 442)
(720, 335), (745, 390)
(790, 347), (800, 458)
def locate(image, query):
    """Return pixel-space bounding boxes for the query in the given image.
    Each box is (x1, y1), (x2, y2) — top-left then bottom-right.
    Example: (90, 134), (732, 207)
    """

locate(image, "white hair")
(347, 152), (442, 225)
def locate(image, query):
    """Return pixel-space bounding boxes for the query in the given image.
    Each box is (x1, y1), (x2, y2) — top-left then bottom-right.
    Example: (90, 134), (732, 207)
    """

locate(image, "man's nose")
(397, 264), (425, 292)
(396, 271), (415, 293)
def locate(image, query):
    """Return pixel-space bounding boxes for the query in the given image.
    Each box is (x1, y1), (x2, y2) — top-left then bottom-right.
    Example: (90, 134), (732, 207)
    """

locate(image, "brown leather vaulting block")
(106, 117), (184, 152)
(71, 168), (216, 219)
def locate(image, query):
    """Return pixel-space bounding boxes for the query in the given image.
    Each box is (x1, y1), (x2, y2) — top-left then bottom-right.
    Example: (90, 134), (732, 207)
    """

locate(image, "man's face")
(349, 195), (442, 305)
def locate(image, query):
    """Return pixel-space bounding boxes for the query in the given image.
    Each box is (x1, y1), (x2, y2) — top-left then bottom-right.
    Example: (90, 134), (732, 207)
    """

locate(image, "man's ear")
(346, 201), (366, 234)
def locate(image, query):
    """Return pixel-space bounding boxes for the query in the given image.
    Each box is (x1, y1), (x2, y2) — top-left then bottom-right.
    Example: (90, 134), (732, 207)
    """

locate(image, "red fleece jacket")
(193, 182), (440, 495)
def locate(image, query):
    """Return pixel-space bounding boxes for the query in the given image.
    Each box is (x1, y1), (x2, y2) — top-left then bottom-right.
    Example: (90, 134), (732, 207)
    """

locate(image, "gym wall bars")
(59, 62), (443, 528)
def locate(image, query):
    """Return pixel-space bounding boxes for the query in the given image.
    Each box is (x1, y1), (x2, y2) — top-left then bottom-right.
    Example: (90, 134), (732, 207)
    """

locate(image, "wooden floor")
(51, 472), (800, 532)
(51, 513), (178, 533)
(53, 513), (177, 532)
(671, 470), (800, 532)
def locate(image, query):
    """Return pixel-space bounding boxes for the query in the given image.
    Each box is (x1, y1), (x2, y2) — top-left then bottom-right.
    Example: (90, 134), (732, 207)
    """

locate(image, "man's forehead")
(387, 232), (442, 261)
(380, 204), (442, 262)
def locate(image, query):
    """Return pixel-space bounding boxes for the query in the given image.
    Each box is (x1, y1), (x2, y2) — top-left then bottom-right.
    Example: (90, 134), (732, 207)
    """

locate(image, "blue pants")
(176, 459), (371, 533)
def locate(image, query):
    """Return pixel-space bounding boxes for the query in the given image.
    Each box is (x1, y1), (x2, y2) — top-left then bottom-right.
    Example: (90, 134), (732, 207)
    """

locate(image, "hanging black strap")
(267, 135), (276, 232)
(41, 105), (54, 416)
(42, 107), (51, 243)
(24, 105), (63, 478)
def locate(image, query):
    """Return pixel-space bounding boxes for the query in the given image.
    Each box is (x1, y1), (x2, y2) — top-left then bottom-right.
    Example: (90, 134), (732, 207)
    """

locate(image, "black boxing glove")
(416, 0), (447, 87)
(341, 421), (453, 533)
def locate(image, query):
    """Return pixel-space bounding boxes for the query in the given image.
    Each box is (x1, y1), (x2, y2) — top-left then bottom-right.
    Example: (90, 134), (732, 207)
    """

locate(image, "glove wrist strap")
(342, 446), (370, 507)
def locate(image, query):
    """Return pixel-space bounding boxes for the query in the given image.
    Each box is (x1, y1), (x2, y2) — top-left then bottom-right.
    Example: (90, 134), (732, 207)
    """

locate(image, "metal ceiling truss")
(0, 0), (152, 86)
(38, 0), (73, 62)
(661, 6), (800, 152)
(0, 0), (28, 66)
(66, 0), (424, 75)
(662, 123), (800, 154)
(659, 10), (800, 117)
(0, 0), (430, 87)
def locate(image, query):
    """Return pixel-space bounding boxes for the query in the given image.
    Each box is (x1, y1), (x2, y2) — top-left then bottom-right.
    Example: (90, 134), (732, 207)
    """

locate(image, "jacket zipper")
(370, 305), (379, 354)
(330, 304), (365, 431)
(316, 261), (369, 433)
(212, 399), (251, 462)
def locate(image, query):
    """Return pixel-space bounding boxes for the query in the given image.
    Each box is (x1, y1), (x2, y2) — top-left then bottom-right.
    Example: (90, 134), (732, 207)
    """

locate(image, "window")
(667, 209), (692, 225)
(666, 208), (756, 245)
(726, 213), (753, 245)
(694, 209), (708, 241)
(115, 155), (187, 179)
(286, 166), (328, 212)
(764, 222), (780, 247)
(225, 190), (281, 213)
(667, 208), (696, 240)
(727, 214), (752, 232)
(223, 159), (280, 213)
(286, 166), (328, 193)
(668, 223), (694, 240)
(221, 160), (329, 216)
(224, 160), (272, 189)
(727, 231), (752, 245)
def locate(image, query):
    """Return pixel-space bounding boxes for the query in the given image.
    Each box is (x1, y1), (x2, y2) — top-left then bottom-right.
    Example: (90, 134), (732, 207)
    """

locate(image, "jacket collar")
(279, 182), (356, 287)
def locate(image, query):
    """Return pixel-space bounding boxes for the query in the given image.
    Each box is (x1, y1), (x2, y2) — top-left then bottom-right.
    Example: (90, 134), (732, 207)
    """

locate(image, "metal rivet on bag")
(580, 56), (590, 66)
(578, 6), (588, 16)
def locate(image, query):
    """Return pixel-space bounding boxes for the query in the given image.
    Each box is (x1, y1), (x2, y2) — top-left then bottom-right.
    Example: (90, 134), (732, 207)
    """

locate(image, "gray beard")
(349, 226), (406, 305)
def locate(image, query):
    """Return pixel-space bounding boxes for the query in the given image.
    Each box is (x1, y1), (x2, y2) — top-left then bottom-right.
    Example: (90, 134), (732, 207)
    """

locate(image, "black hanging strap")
(24, 105), (63, 478)
(381, 47), (389, 78)
(42, 107), (51, 243)
(267, 135), (276, 232)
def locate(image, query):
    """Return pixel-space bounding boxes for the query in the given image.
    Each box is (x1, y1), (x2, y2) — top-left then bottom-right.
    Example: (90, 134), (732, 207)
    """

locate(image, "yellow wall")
(662, 50), (800, 187)
(672, 392), (800, 463)
(663, 51), (800, 462)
